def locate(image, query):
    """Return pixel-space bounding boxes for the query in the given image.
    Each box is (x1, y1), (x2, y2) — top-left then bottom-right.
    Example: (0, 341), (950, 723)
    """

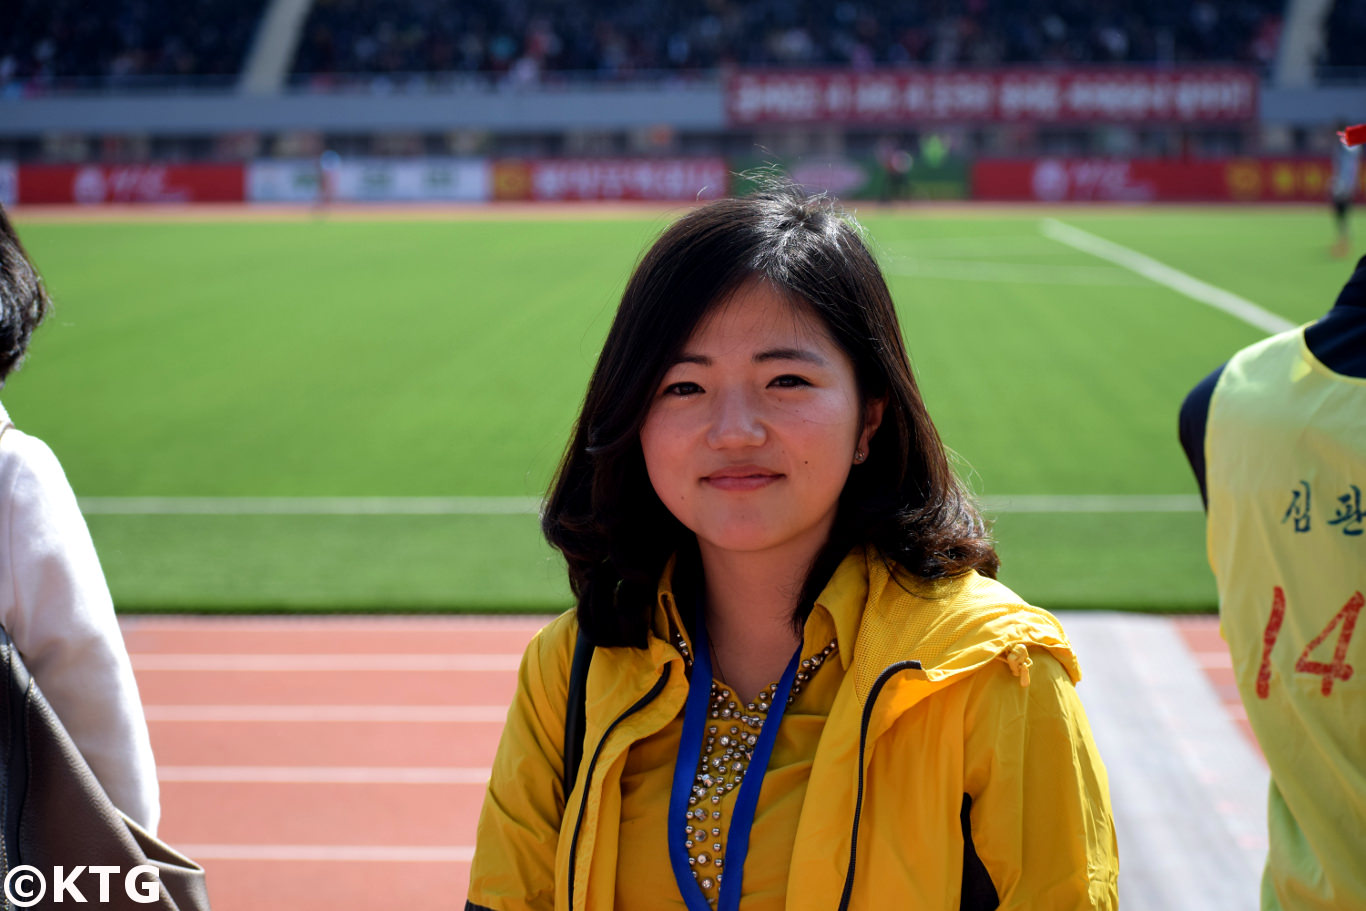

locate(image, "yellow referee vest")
(1207, 327), (1366, 911)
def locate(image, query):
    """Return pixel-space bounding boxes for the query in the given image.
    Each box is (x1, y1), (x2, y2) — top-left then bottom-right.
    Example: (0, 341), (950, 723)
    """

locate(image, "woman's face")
(640, 279), (883, 565)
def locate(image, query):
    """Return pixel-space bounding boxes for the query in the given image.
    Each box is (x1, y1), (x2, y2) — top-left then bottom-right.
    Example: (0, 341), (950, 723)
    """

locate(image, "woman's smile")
(701, 465), (784, 491)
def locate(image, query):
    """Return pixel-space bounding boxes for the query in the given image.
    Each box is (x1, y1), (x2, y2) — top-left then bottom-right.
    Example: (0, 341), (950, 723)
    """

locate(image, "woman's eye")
(770, 375), (811, 388)
(663, 381), (703, 397)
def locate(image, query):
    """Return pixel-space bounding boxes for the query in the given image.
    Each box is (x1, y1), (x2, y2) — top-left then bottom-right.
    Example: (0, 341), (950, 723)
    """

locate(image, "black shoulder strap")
(562, 626), (593, 798)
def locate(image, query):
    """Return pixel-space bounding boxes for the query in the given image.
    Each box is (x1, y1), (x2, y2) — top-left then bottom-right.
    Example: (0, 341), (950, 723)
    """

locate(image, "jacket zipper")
(566, 664), (673, 911)
(836, 660), (922, 911)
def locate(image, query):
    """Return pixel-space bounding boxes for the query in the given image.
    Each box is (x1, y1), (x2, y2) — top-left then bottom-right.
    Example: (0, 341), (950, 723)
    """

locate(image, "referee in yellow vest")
(1179, 255), (1366, 910)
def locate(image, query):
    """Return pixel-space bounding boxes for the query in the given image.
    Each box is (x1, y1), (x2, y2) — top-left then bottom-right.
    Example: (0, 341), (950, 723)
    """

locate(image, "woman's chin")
(693, 524), (817, 558)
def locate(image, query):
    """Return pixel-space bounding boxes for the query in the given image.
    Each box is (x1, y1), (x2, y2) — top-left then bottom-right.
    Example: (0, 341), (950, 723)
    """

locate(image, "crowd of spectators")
(291, 0), (1285, 82)
(1, 0), (265, 91)
(1321, 0), (1366, 74)
(0, 0), (1326, 95)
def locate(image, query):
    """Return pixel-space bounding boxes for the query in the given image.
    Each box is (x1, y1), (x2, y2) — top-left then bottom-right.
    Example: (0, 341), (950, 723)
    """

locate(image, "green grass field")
(4, 206), (1354, 613)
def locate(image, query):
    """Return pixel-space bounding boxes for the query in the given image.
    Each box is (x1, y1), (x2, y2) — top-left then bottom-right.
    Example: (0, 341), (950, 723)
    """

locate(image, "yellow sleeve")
(961, 651), (1119, 911)
(467, 612), (576, 911)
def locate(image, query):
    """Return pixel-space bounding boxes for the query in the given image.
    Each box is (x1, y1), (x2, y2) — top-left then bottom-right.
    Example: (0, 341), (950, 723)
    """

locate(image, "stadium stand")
(0, 0), (1318, 92)
(289, 0), (1285, 81)
(1321, 0), (1366, 74)
(0, 0), (1356, 175)
(1, 0), (267, 86)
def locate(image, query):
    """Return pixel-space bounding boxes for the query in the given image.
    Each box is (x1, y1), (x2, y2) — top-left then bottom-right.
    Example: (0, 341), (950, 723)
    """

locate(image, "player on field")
(1331, 122), (1362, 257)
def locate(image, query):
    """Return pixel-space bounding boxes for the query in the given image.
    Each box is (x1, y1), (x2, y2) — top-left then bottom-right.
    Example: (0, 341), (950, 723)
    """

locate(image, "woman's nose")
(706, 388), (766, 450)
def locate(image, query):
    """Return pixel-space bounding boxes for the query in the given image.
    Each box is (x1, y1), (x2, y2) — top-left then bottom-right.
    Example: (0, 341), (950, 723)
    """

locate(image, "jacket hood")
(816, 545), (1081, 706)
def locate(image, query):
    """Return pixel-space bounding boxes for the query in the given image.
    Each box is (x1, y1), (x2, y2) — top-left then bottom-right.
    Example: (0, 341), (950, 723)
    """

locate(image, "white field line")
(1039, 219), (1296, 335)
(84, 494), (1198, 515)
(174, 844), (475, 862)
(78, 495), (541, 515)
(142, 704), (510, 722)
(978, 494), (1202, 513)
(885, 257), (1144, 286)
(131, 653), (521, 671)
(886, 234), (1073, 257)
(157, 765), (490, 784)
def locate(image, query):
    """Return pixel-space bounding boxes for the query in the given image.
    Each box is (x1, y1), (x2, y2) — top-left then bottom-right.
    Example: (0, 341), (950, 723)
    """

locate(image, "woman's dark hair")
(0, 204), (51, 385)
(543, 185), (998, 647)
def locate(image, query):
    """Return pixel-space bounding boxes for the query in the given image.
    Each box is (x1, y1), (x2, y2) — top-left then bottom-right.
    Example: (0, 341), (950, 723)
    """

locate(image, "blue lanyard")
(667, 606), (802, 911)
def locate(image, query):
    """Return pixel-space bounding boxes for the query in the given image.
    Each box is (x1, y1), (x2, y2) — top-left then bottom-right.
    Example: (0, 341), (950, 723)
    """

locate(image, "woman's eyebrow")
(754, 347), (828, 366)
(668, 347), (828, 368)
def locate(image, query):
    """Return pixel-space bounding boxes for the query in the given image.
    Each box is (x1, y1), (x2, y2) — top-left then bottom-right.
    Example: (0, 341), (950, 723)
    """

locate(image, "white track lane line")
(142, 704), (510, 722)
(1039, 219), (1296, 335)
(157, 766), (491, 784)
(174, 845), (475, 862)
(130, 653), (521, 671)
(118, 616), (553, 631)
(84, 494), (1200, 515)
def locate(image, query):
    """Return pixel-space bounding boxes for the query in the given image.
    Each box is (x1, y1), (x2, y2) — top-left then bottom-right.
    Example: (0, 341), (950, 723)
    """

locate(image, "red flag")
(1339, 124), (1366, 147)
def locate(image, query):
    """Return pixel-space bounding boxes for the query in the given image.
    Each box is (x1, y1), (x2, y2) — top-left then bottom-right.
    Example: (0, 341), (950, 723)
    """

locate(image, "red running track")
(122, 615), (551, 911)
(121, 613), (1241, 910)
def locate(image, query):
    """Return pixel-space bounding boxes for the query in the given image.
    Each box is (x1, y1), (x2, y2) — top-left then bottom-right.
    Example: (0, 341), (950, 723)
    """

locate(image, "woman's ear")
(858, 397), (887, 454)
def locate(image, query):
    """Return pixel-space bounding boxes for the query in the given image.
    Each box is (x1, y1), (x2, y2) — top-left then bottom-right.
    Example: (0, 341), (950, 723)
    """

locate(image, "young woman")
(467, 187), (1118, 911)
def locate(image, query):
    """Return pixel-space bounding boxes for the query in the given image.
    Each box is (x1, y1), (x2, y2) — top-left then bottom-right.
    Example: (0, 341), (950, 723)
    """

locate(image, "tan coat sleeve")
(962, 652), (1120, 910)
(467, 612), (576, 911)
(0, 427), (160, 832)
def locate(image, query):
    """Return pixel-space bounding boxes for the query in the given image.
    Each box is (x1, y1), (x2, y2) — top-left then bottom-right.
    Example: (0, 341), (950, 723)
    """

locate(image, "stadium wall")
(0, 84), (722, 137)
(1, 70), (1359, 137)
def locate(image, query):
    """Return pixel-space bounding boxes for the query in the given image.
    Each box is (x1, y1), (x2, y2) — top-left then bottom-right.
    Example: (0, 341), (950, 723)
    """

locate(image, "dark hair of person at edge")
(541, 183), (1000, 648)
(0, 204), (52, 387)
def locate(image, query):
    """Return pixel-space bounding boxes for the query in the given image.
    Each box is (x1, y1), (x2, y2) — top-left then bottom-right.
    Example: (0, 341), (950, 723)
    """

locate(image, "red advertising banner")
(726, 69), (1258, 125)
(972, 158), (1361, 203)
(18, 164), (245, 205)
(493, 158), (730, 201)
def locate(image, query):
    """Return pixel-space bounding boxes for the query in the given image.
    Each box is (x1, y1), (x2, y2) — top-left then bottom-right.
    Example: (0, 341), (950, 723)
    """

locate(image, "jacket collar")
(649, 544), (1079, 704)
(652, 552), (857, 671)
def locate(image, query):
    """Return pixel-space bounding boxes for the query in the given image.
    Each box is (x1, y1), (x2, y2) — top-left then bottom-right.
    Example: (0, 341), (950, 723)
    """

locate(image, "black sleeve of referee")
(1178, 363), (1226, 510)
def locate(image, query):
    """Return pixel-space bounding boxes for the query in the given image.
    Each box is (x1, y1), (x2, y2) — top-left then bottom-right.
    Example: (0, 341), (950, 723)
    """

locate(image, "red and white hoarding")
(17, 164), (245, 205)
(972, 158), (1363, 203)
(727, 68), (1258, 125)
(247, 158), (491, 203)
(493, 158), (730, 201)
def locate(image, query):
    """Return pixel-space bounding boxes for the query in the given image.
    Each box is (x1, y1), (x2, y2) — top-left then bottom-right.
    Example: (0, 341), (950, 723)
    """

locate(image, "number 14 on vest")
(1257, 587), (1365, 698)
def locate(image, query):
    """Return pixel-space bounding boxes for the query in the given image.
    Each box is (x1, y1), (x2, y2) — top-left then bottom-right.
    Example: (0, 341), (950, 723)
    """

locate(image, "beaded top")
(671, 631), (838, 906)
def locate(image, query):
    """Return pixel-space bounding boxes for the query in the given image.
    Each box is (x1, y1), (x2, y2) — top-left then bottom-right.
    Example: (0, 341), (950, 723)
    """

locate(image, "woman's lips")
(703, 467), (783, 491)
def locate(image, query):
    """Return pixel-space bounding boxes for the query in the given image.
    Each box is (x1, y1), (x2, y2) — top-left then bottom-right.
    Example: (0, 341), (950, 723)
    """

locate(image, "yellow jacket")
(468, 547), (1119, 910)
